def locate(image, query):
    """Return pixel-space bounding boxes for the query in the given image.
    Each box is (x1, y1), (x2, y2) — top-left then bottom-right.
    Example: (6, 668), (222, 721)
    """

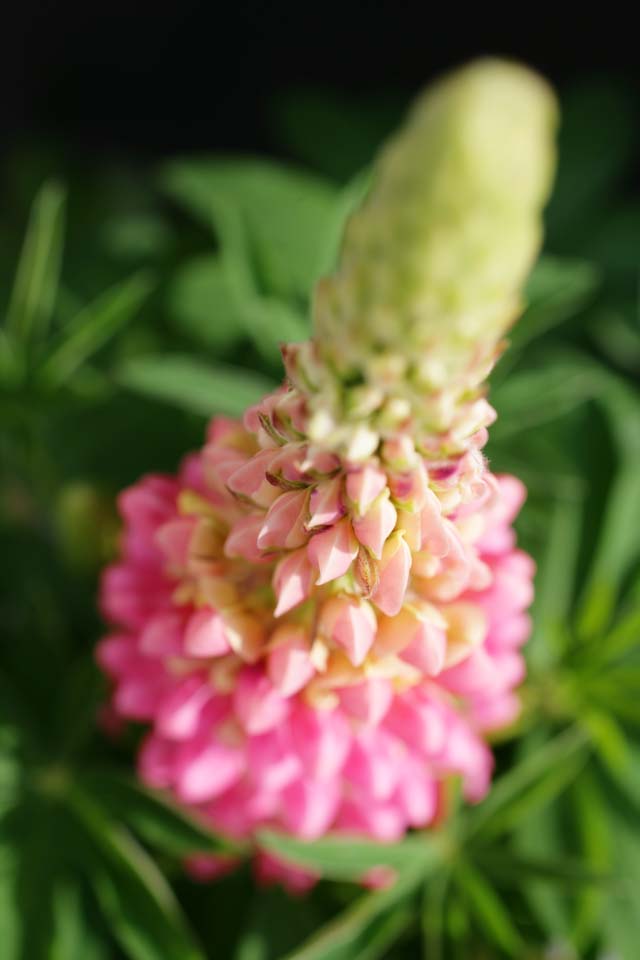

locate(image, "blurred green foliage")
(1, 78), (640, 959)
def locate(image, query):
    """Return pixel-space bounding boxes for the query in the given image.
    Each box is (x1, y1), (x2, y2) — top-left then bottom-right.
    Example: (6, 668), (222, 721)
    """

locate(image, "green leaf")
(486, 852), (612, 888)
(511, 255), (600, 351)
(117, 354), (277, 417)
(491, 359), (603, 440)
(161, 158), (340, 299)
(455, 860), (523, 956)
(50, 875), (108, 960)
(528, 490), (583, 667)
(167, 256), (247, 350)
(571, 774), (612, 951)
(168, 256), (309, 361)
(578, 380), (640, 638)
(280, 860), (425, 960)
(546, 80), (636, 245)
(601, 800), (640, 960)
(5, 180), (66, 346)
(67, 785), (205, 960)
(82, 769), (245, 858)
(467, 726), (590, 838)
(258, 830), (446, 882)
(233, 886), (324, 960)
(38, 272), (154, 386)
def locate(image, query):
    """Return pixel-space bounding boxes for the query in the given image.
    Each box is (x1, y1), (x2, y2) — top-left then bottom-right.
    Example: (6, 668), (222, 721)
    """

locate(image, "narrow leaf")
(67, 785), (205, 960)
(258, 830), (445, 882)
(467, 726), (589, 837)
(82, 770), (245, 857)
(6, 180), (66, 344)
(281, 861), (425, 960)
(117, 354), (276, 417)
(455, 861), (523, 956)
(39, 272), (153, 385)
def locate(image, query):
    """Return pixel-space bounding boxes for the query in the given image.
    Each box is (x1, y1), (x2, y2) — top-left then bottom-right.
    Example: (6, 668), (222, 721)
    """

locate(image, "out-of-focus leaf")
(82, 770), (245, 858)
(571, 774), (612, 951)
(233, 886), (324, 960)
(590, 306), (640, 374)
(5, 180), (66, 346)
(511, 731), (574, 942)
(68, 785), (205, 960)
(528, 490), (583, 667)
(593, 607), (640, 665)
(546, 80), (636, 245)
(578, 380), (640, 637)
(421, 874), (448, 960)
(101, 213), (173, 261)
(270, 88), (400, 181)
(455, 861), (523, 956)
(39, 272), (153, 386)
(167, 256), (247, 350)
(161, 158), (339, 299)
(50, 874), (108, 960)
(117, 354), (277, 417)
(510, 255), (600, 351)
(601, 800), (640, 960)
(486, 852), (613, 888)
(491, 359), (603, 440)
(467, 726), (589, 837)
(280, 861), (425, 960)
(168, 256), (308, 360)
(583, 710), (631, 781)
(258, 830), (445, 882)
(0, 834), (20, 960)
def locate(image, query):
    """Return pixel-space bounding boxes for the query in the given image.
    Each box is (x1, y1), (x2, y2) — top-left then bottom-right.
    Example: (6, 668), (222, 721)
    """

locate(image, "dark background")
(3, 3), (639, 159)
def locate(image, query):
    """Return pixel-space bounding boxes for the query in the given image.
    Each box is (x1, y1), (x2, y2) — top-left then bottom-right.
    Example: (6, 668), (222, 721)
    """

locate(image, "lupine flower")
(98, 58), (556, 889)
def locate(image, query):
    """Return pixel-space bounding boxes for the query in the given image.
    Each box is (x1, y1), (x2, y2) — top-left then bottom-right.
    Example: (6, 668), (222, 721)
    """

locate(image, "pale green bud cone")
(292, 59), (558, 459)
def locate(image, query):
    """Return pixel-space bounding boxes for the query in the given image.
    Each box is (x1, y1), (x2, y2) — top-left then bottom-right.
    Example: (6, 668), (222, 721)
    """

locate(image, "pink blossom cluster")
(98, 382), (534, 889)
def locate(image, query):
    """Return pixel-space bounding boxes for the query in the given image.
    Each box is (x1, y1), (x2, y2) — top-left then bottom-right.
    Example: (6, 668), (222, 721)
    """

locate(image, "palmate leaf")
(168, 254), (309, 363)
(117, 354), (277, 417)
(160, 158), (341, 300)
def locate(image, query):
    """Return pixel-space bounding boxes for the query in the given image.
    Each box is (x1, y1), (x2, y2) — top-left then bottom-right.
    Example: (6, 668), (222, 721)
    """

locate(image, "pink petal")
(371, 533), (411, 616)
(184, 609), (230, 658)
(233, 666), (290, 734)
(320, 595), (377, 667)
(307, 476), (345, 529)
(307, 518), (358, 585)
(156, 675), (213, 740)
(175, 741), (245, 803)
(291, 703), (351, 780)
(352, 494), (397, 559)
(273, 548), (314, 617)
(339, 678), (393, 726)
(267, 627), (315, 696)
(345, 466), (387, 515)
(258, 490), (309, 551)
(224, 514), (264, 562)
(280, 779), (341, 840)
